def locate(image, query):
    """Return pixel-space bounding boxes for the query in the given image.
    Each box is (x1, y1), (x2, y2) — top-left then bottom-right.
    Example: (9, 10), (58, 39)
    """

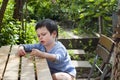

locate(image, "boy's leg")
(52, 72), (75, 80)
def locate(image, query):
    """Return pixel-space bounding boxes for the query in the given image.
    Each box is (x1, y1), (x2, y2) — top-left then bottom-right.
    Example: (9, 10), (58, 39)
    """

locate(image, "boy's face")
(36, 26), (56, 46)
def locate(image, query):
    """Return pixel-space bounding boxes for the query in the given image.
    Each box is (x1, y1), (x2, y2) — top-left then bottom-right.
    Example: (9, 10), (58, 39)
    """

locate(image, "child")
(17, 19), (76, 80)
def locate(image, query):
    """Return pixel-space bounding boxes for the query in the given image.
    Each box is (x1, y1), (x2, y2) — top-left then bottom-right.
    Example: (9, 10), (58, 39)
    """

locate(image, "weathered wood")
(10, 45), (19, 55)
(96, 45), (110, 62)
(99, 35), (115, 51)
(0, 55), (8, 79)
(2, 45), (20, 80)
(0, 45), (53, 80)
(0, 45), (10, 79)
(3, 55), (20, 80)
(88, 34), (115, 80)
(35, 57), (53, 80)
(21, 57), (35, 80)
(0, 45), (10, 55)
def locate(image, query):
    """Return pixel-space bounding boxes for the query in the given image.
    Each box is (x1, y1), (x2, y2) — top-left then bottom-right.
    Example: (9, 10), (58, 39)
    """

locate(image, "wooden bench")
(88, 34), (115, 80)
(58, 37), (99, 78)
(0, 45), (52, 80)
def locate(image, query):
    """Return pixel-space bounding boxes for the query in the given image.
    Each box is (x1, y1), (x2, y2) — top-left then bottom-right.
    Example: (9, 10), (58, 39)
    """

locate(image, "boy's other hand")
(17, 46), (26, 56)
(31, 49), (44, 58)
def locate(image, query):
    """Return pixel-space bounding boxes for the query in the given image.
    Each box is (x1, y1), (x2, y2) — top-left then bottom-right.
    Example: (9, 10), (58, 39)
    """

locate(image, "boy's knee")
(52, 72), (74, 80)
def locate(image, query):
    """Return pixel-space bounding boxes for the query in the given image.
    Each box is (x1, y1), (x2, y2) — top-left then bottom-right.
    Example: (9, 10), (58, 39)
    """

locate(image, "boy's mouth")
(40, 41), (45, 44)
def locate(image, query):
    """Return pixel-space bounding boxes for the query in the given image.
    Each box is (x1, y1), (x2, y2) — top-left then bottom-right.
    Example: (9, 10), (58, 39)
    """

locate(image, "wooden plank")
(3, 54), (20, 80)
(0, 55), (8, 79)
(10, 45), (19, 55)
(71, 60), (92, 68)
(0, 45), (10, 55)
(99, 34), (114, 51)
(0, 45), (10, 79)
(2, 45), (20, 80)
(20, 57), (35, 80)
(35, 57), (52, 80)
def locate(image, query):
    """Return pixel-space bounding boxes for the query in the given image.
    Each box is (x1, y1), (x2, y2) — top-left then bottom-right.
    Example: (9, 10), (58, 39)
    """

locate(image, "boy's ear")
(52, 31), (57, 37)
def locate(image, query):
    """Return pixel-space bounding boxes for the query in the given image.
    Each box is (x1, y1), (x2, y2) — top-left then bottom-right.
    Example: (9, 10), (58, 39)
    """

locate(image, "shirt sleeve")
(54, 47), (68, 63)
(23, 43), (44, 52)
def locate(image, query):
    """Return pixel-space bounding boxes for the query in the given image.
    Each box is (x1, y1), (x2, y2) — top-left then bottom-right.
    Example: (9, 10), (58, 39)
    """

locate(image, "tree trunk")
(98, 16), (103, 34)
(13, 0), (26, 20)
(0, 0), (9, 32)
(111, 0), (120, 80)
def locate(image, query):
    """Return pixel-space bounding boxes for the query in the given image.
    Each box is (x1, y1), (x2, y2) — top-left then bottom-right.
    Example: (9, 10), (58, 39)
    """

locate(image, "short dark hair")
(35, 19), (58, 37)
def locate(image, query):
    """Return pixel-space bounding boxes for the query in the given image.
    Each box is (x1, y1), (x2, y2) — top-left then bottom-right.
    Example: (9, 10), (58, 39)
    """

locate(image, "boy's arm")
(30, 48), (66, 63)
(31, 49), (57, 62)
(17, 43), (41, 56)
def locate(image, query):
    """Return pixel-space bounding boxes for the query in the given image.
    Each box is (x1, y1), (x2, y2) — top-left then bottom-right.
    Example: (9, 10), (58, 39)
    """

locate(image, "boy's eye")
(37, 33), (46, 38)
(42, 33), (46, 36)
(37, 34), (40, 37)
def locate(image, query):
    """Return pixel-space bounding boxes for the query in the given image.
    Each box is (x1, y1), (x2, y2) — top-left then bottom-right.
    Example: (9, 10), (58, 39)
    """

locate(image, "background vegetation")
(0, 0), (117, 47)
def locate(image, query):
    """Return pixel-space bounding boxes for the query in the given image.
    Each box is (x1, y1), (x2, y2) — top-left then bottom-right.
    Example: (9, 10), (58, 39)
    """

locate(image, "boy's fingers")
(19, 50), (26, 56)
(30, 49), (37, 56)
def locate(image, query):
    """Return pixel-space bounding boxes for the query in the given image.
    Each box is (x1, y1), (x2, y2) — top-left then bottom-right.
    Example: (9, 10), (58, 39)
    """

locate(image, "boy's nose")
(39, 36), (43, 40)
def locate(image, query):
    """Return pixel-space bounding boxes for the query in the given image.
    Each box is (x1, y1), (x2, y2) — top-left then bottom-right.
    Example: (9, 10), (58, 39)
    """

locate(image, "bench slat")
(35, 57), (52, 80)
(21, 57), (35, 80)
(0, 45), (10, 55)
(3, 54), (20, 80)
(0, 55), (8, 79)
(10, 45), (19, 55)
(2, 45), (20, 80)
(0, 45), (10, 79)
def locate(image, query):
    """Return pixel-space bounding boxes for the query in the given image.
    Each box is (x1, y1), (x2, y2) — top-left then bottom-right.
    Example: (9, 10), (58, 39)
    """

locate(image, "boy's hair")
(35, 19), (58, 38)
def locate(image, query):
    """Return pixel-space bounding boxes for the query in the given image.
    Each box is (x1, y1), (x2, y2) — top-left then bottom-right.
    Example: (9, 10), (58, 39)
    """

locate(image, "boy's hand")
(17, 46), (26, 56)
(30, 49), (44, 58)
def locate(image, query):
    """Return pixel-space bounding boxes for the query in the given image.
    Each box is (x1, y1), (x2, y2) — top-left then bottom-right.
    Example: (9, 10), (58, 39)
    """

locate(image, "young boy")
(17, 19), (76, 80)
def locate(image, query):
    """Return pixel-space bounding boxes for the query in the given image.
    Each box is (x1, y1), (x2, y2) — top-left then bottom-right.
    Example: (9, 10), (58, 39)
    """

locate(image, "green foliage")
(25, 20), (38, 44)
(0, 20), (20, 46)
(0, 0), (38, 47)
(16, 20), (37, 44)
(0, 0), (16, 46)
(0, 19), (37, 46)
(26, 0), (117, 36)
(27, 0), (57, 20)
(72, 0), (117, 35)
